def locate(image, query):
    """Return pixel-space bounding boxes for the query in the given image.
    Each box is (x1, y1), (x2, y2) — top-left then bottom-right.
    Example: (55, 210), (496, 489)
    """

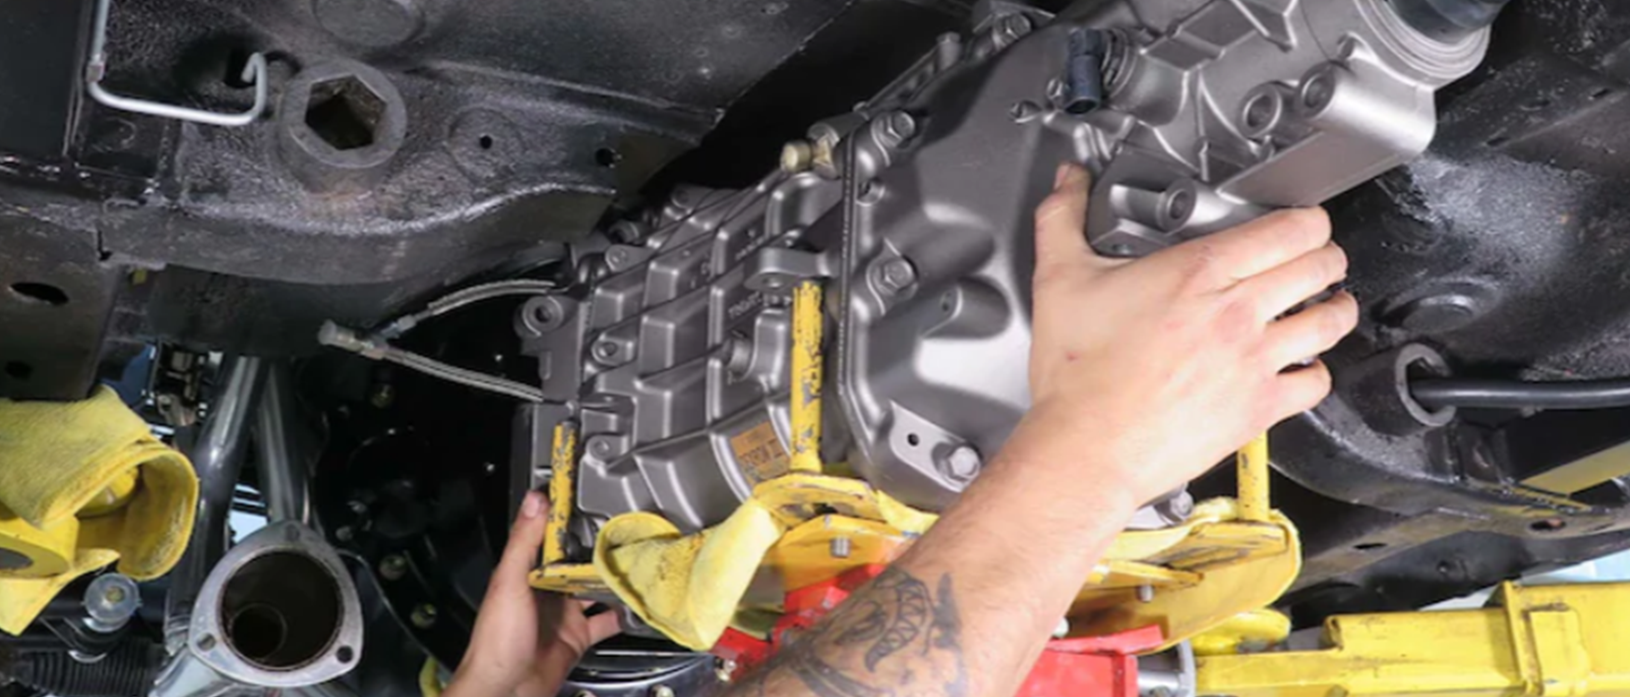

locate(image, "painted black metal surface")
(1259, 0), (1630, 623)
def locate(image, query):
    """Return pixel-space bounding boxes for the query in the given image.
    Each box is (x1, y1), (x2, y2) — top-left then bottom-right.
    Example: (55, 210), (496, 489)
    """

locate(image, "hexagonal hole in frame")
(305, 76), (386, 151)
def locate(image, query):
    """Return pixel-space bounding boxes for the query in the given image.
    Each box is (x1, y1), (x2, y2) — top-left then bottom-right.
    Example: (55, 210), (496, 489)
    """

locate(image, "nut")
(379, 554), (408, 581)
(411, 604), (438, 629)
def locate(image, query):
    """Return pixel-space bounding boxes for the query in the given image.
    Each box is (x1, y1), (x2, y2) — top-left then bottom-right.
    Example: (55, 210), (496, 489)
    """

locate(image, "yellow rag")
(0, 386), (199, 634)
(592, 473), (932, 650)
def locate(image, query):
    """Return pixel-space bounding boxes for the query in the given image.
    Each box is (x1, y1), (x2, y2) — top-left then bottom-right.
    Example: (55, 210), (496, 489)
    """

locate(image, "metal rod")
(163, 356), (267, 653)
(85, 0), (268, 127)
(255, 361), (314, 526)
(1236, 433), (1270, 522)
(790, 280), (824, 473)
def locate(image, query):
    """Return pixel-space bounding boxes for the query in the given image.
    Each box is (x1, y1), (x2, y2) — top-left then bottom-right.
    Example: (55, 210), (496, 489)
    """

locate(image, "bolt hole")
(1354, 542), (1386, 551)
(1302, 72), (1334, 110)
(1243, 93), (1276, 131)
(1486, 135), (1511, 148)
(531, 305), (554, 325)
(595, 148), (621, 168)
(197, 634), (217, 651)
(9, 282), (69, 306)
(859, 179), (885, 204)
(1591, 87), (1614, 101)
(1522, 97), (1552, 111)
(941, 293), (954, 313)
(306, 76), (385, 151)
(1166, 190), (1194, 221)
(478, 135), (494, 150)
(4, 362), (32, 380)
(907, 433), (920, 447)
(1531, 518), (1567, 533)
(336, 646), (355, 664)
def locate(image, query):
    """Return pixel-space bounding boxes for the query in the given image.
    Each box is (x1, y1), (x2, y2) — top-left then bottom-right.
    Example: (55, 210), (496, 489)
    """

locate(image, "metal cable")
(318, 321), (546, 402)
(377, 279), (558, 339)
(1411, 378), (1630, 410)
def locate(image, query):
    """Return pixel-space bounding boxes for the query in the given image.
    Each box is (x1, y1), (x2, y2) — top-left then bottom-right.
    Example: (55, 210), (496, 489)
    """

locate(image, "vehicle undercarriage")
(8, 0), (1630, 695)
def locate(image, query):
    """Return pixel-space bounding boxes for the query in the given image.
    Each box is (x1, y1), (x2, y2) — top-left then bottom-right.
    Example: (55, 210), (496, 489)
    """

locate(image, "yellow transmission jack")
(533, 279), (1300, 651)
(1199, 580), (1630, 697)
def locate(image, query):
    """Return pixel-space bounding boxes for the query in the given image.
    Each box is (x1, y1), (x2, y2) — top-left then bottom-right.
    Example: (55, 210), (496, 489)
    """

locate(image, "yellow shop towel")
(0, 386), (199, 634)
(592, 473), (935, 650)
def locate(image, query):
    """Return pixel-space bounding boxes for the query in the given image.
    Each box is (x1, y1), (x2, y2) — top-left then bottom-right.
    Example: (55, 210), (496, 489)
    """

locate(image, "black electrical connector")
(1061, 28), (1109, 115)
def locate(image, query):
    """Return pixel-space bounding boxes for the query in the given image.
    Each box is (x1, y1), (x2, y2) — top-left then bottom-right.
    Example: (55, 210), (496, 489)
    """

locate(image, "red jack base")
(712, 566), (1165, 696)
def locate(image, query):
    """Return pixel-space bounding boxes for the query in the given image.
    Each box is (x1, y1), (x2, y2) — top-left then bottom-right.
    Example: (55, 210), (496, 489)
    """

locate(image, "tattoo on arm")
(726, 566), (969, 697)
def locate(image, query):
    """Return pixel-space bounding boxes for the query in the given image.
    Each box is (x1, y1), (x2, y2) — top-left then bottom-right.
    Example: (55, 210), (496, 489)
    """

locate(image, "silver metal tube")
(163, 356), (267, 653)
(255, 361), (313, 526)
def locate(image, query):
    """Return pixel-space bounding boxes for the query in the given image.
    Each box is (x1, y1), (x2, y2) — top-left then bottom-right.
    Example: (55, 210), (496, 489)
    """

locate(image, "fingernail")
(1055, 163), (1071, 188)
(521, 491), (544, 519)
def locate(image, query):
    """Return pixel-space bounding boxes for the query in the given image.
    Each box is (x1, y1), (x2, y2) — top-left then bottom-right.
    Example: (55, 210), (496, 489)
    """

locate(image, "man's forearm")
(731, 419), (1139, 697)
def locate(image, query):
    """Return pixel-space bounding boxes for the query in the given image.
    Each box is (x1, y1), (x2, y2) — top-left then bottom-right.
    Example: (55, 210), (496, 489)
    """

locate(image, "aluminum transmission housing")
(515, 0), (1495, 538)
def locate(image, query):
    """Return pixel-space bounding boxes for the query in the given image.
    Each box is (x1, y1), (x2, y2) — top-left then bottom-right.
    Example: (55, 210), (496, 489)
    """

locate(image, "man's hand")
(446, 491), (620, 697)
(1013, 163), (1358, 506)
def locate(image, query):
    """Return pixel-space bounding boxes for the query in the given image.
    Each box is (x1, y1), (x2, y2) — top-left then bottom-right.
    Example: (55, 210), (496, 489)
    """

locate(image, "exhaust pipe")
(153, 523), (362, 695)
(155, 361), (362, 696)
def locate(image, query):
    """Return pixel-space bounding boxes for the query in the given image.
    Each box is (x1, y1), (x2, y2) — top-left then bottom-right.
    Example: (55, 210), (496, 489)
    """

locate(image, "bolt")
(652, 686), (675, 697)
(335, 526), (355, 542)
(411, 604), (439, 629)
(716, 657), (738, 683)
(999, 13), (1031, 40)
(370, 383), (395, 409)
(780, 141), (814, 173)
(1137, 584), (1154, 603)
(944, 445), (982, 482)
(594, 342), (619, 361)
(607, 247), (629, 268)
(876, 258), (917, 294)
(348, 500), (369, 516)
(379, 554), (408, 581)
(830, 537), (852, 559)
(879, 112), (917, 148)
(1052, 618), (1070, 638)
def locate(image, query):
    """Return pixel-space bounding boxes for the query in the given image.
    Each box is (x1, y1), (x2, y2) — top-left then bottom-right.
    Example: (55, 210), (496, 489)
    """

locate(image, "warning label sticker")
(730, 419), (791, 485)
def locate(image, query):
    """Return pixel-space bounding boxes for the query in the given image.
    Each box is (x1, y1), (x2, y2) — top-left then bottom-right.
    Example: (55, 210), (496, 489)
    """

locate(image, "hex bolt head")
(652, 686), (676, 697)
(411, 604), (438, 629)
(830, 537), (852, 559)
(876, 258), (917, 294)
(84, 574), (140, 632)
(879, 112), (917, 148)
(379, 554), (408, 581)
(944, 445), (982, 482)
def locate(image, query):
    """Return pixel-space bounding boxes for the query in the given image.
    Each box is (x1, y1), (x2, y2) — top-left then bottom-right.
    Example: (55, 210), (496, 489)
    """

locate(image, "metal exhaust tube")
(155, 361), (363, 697)
(164, 355), (267, 653)
(153, 523), (363, 696)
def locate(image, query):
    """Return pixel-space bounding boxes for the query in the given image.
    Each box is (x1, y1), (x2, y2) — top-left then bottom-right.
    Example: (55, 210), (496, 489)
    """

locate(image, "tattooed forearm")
(725, 566), (968, 697)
